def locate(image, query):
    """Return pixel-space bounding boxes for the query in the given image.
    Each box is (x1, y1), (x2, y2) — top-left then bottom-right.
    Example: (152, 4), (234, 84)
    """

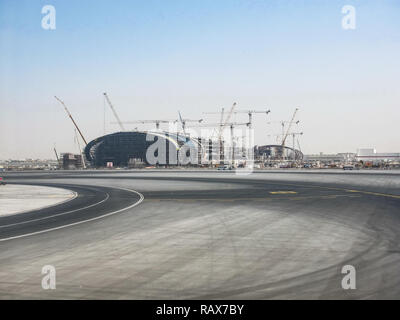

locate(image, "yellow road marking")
(269, 191), (297, 194)
(345, 189), (400, 198)
(357, 191), (400, 199)
(253, 181), (400, 200)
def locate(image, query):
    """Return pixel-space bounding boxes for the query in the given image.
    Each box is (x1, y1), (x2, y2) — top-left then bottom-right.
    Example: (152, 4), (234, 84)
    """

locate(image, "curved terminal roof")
(256, 144), (303, 160)
(84, 131), (199, 167)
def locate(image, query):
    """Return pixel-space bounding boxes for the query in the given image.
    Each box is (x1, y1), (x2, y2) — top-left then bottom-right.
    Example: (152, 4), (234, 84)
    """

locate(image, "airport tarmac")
(0, 170), (399, 299)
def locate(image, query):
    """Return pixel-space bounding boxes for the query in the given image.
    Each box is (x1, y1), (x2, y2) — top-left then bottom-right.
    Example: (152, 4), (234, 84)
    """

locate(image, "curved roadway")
(0, 170), (399, 299)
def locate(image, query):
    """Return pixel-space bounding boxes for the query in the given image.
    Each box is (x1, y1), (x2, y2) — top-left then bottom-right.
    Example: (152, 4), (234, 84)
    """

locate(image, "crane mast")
(222, 102), (237, 132)
(281, 108), (299, 147)
(204, 102), (237, 142)
(215, 107), (225, 140)
(55, 96), (88, 145)
(103, 92), (125, 131)
(53, 145), (60, 164)
(74, 129), (86, 169)
(234, 109), (270, 130)
(186, 121), (248, 167)
(177, 111), (203, 137)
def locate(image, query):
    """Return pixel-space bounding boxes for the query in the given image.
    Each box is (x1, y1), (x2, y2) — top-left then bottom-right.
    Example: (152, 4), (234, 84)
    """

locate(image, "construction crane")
(234, 109), (271, 130)
(188, 121), (249, 129)
(266, 133), (286, 144)
(216, 107), (226, 140)
(297, 136), (302, 154)
(178, 111), (203, 137)
(188, 121), (249, 166)
(290, 132), (303, 161)
(224, 121), (249, 166)
(272, 108), (300, 161)
(267, 120), (300, 144)
(219, 108), (225, 128)
(74, 129), (86, 169)
(117, 113), (202, 133)
(116, 120), (176, 130)
(204, 102), (237, 141)
(203, 103), (238, 164)
(55, 96), (88, 145)
(53, 145), (60, 165)
(267, 120), (299, 143)
(103, 92), (125, 131)
(222, 102), (237, 128)
(281, 108), (299, 148)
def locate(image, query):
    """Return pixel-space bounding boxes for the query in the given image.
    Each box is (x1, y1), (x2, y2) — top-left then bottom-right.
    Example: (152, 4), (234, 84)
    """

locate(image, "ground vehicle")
(0, 177), (6, 185)
(217, 165), (233, 170)
(343, 165), (354, 170)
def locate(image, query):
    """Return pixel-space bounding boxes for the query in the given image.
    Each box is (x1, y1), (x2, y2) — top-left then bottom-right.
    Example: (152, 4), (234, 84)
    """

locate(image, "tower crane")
(219, 108), (225, 129)
(281, 108), (299, 148)
(116, 120), (176, 130)
(203, 102), (238, 164)
(274, 107), (300, 161)
(204, 102), (237, 141)
(188, 121), (249, 166)
(290, 132), (303, 161)
(268, 121), (300, 144)
(117, 114), (202, 133)
(177, 111), (203, 137)
(55, 96), (88, 146)
(222, 102), (237, 129)
(189, 121), (249, 130)
(103, 92), (125, 131)
(234, 109), (270, 130)
(267, 120), (299, 144)
(202, 108), (220, 139)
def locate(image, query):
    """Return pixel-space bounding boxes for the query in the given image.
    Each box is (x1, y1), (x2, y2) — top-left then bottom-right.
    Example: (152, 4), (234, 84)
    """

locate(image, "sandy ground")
(0, 184), (76, 217)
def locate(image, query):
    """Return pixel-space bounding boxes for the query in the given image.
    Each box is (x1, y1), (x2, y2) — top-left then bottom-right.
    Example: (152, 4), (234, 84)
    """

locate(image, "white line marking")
(0, 186), (144, 242)
(0, 192), (109, 228)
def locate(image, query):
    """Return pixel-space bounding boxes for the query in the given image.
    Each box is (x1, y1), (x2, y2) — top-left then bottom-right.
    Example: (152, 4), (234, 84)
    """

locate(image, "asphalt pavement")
(0, 170), (399, 299)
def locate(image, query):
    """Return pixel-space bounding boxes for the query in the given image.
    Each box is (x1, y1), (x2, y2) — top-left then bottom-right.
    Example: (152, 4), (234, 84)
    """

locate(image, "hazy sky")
(1, 0), (399, 159)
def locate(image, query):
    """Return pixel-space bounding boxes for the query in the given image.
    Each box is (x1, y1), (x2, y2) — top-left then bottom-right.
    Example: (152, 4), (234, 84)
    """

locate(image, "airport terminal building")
(85, 131), (177, 167)
(84, 131), (204, 168)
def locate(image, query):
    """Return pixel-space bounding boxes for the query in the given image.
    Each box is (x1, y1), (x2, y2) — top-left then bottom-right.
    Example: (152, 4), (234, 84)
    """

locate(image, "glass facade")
(84, 131), (179, 167)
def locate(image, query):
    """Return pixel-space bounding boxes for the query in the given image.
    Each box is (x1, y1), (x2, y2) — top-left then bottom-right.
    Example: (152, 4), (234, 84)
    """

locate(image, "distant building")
(0, 159), (58, 171)
(61, 153), (84, 170)
(356, 148), (400, 163)
(303, 152), (355, 163)
(255, 145), (303, 161)
(304, 149), (400, 165)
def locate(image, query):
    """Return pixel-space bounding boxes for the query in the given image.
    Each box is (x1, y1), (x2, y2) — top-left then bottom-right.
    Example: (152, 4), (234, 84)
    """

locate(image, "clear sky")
(0, 0), (399, 159)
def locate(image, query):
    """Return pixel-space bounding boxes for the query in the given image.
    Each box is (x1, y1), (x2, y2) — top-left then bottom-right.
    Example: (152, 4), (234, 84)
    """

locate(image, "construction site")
(45, 94), (399, 171)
